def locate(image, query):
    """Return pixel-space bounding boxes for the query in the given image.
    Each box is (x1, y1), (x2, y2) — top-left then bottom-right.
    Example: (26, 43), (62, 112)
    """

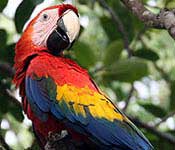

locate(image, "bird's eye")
(42, 14), (49, 21)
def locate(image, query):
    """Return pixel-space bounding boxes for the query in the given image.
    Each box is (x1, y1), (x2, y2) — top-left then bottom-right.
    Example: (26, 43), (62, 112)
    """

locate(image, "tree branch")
(130, 116), (175, 144)
(120, 0), (175, 39)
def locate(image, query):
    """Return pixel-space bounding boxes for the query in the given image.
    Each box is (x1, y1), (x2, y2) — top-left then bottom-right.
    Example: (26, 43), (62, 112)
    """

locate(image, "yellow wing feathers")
(56, 84), (125, 122)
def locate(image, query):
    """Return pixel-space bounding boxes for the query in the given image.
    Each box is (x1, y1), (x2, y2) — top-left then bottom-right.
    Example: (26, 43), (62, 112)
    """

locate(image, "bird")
(13, 3), (153, 150)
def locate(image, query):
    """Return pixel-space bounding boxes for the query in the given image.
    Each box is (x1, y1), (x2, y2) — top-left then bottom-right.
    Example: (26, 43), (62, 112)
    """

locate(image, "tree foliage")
(0, 0), (175, 149)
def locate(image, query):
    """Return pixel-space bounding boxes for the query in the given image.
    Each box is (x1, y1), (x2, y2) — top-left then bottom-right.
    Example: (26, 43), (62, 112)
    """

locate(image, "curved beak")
(46, 10), (80, 55)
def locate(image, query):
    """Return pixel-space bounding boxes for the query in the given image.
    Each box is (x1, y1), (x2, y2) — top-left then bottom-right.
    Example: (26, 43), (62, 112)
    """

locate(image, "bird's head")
(14, 4), (80, 86)
(15, 4), (80, 62)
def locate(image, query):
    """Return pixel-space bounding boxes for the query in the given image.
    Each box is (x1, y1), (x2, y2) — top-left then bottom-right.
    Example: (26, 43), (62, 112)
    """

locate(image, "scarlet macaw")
(13, 4), (153, 150)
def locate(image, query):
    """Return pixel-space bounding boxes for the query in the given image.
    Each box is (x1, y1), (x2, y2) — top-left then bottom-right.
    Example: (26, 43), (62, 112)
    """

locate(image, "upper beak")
(60, 10), (80, 43)
(46, 10), (80, 55)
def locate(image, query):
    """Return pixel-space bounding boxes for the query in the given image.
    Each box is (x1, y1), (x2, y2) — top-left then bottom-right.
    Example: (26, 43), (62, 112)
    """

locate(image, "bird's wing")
(25, 76), (153, 150)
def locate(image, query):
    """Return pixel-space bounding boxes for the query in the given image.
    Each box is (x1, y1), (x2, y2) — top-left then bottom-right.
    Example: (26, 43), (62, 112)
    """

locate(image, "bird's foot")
(44, 130), (69, 150)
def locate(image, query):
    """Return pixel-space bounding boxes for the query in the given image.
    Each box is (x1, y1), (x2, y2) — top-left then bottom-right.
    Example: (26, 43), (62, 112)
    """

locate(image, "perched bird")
(14, 4), (153, 150)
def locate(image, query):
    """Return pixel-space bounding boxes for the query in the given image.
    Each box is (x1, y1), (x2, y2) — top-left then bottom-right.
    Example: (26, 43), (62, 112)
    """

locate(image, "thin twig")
(123, 84), (135, 111)
(153, 63), (171, 83)
(0, 80), (21, 108)
(97, 0), (132, 57)
(0, 61), (20, 107)
(133, 26), (147, 48)
(154, 111), (175, 127)
(130, 116), (175, 144)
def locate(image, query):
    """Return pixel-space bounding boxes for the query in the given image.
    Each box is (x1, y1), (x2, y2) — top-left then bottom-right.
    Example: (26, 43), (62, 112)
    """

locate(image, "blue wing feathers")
(59, 100), (77, 122)
(25, 76), (153, 150)
(51, 102), (64, 119)
(26, 77), (50, 111)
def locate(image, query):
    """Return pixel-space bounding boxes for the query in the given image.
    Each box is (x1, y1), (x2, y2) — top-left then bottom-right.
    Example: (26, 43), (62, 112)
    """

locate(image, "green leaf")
(111, 82), (127, 101)
(73, 41), (96, 68)
(133, 49), (159, 61)
(103, 40), (123, 65)
(144, 131), (173, 150)
(0, 83), (24, 122)
(138, 101), (167, 118)
(166, 1), (175, 9)
(78, 0), (92, 5)
(0, 94), (9, 114)
(170, 80), (175, 111)
(103, 58), (148, 82)
(0, 44), (15, 65)
(8, 103), (24, 122)
(100, 16), (121, 42)
(0, 0), (8, 12)
(15, 0), (44, 33)
(5, 44), (15, 64)
(0, 29), (7, 50)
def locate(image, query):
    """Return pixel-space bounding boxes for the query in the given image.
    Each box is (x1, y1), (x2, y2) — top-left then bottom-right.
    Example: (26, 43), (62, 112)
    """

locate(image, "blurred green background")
(0, 0), (175, 149)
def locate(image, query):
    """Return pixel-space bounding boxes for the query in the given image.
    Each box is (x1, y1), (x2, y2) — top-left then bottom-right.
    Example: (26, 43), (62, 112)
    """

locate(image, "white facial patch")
(31, 8), (80, 48)
(32, 9), (59, 47)
(61, 10), (80, 42)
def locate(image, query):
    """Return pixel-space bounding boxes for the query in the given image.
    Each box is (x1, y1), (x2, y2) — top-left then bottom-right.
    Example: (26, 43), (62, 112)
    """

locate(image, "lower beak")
(46, 25), (70, 55)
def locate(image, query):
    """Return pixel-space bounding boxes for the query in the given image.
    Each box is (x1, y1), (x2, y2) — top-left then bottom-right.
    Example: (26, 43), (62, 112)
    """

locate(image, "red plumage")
(27, 52), (97, 90)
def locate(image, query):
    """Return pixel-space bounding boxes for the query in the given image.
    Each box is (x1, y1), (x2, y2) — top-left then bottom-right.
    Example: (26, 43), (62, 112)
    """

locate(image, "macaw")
(13, 4), (153, 150)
